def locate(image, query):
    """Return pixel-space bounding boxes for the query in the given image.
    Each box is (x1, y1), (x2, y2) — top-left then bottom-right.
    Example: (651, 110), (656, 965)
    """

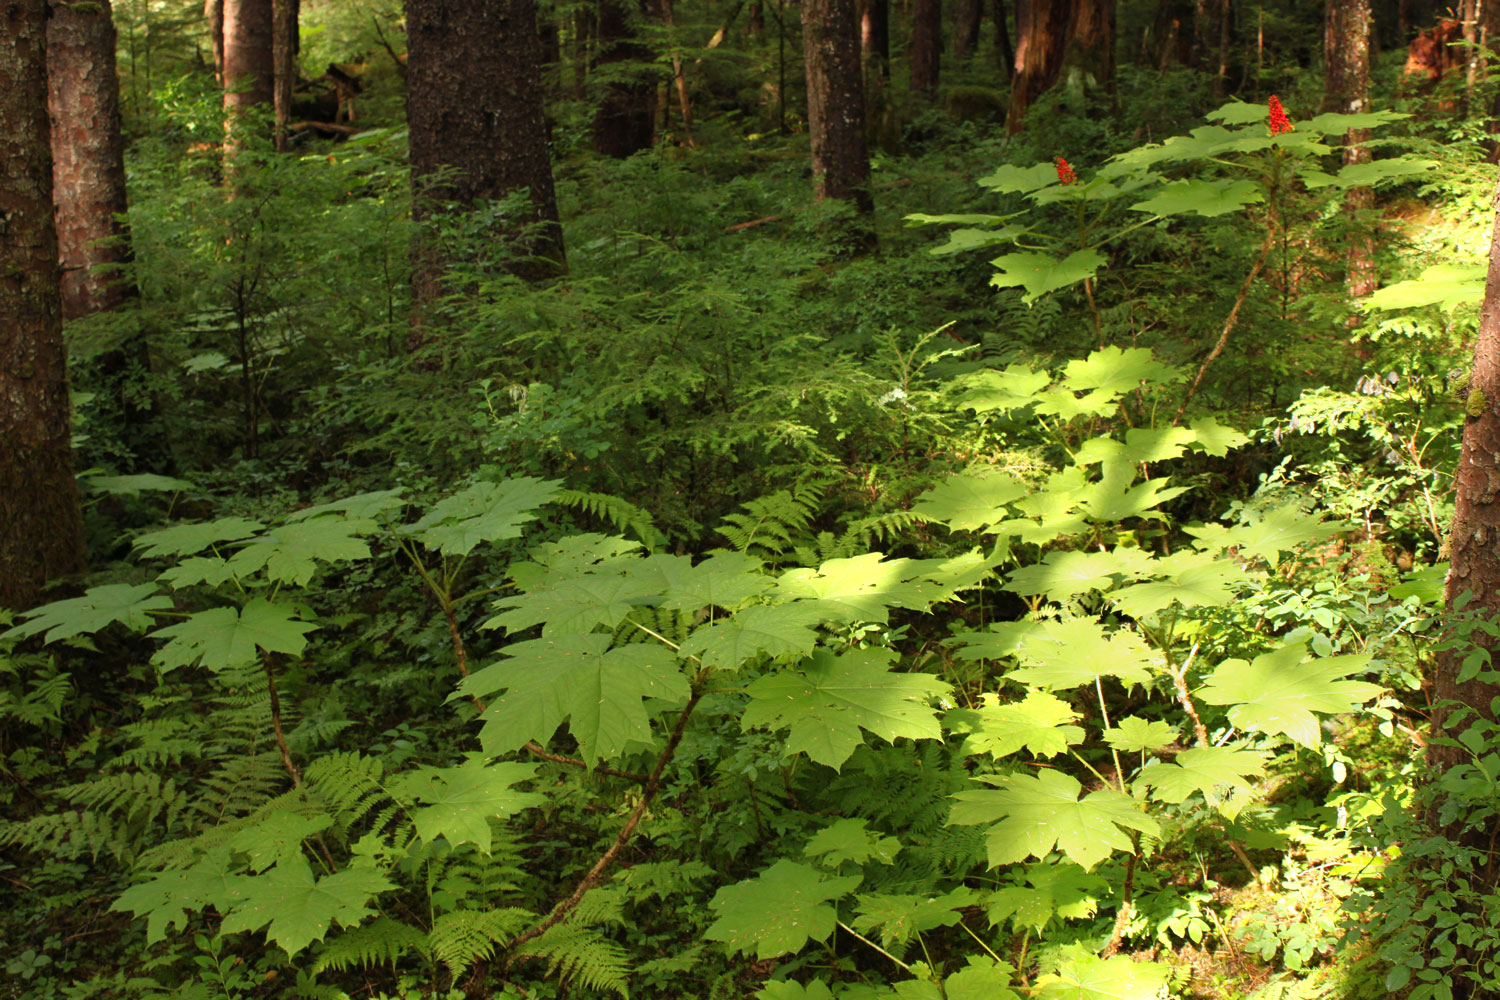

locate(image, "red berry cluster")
(1054, 156), (1077, 185)
(1267, 95), (1294, 135)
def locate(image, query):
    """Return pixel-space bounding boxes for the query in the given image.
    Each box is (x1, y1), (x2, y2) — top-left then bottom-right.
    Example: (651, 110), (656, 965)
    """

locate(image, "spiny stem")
(836, 920), (913, 974)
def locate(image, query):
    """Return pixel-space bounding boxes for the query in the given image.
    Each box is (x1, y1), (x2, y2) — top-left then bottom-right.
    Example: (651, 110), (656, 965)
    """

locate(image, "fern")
(717, 482), (823, 563)
(559, 488), (663, 549)
(428, 907), (532, 976)
(313, 916), (428, 974)
(517, 922), (632, 997)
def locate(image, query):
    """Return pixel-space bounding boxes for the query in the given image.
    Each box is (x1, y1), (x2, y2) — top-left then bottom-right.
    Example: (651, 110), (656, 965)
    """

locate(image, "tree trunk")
(272, 0), (298, 151)
(48, 0), (133, 320)
(0, 0), (89, 609)
(1215, 0), (1230, 91)
(863, 0), (891, 74)
(207, 0), (225, 84)
(803, 0), (873, 214)
(1150, 0), (1192, 67)
(992, 0), (1014, 76)
(222, 0), (273, 153)
(659, 0), (695, 145)
(954, 0), (983, 62)
(592, 0), (655, 157)
(1325, 0), (1375, 299)
(1008, 0), (1112, 132)
(910, 0), (942, 92)
(406, 0), (565, 345)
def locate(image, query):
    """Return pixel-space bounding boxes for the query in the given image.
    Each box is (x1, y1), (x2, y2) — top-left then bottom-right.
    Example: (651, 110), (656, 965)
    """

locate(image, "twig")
(1103, 848), (1137, 956)
(261, 651), (302, 787)
(724, 214), (782, 234)
(505, 689), (704, 958)
(837, 919), (914, 974)
(1173, 232), (1276, 424)
(1170, 642), (1210, 747)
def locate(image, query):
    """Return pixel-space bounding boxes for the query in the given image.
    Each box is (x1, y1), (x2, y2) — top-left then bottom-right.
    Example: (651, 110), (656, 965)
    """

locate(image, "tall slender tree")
(272, 0), (298, 151)
(592, 0), (656, 156)
(954, 0), (983, 62)
(222, 0), (273, 153)
(1325, 0), (1375, 298)
(0, 0), (88, 608)
(803, 0), (873, 215)
(206, 0), (225, 84)
(863, 0), (891, 74)
(910, 0), (942, 92)
(406, 0), (565, 343)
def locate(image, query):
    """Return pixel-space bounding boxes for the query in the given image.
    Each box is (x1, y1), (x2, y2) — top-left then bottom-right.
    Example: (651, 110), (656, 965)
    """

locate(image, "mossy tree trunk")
(803, 0), (873, 216)
(0, 0), (88, 609)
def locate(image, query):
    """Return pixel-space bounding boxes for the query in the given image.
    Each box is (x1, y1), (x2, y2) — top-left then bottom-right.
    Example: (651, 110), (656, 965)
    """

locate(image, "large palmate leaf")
(990, 249), (1107, 305)
(636, 551), (770, 611)
(741, 648), (949, 769)
(950, 769), (1159, 870)
(150, 599), (318, 673)
(705, 860), (860, 958)
(1003, 550), (1141, 602)
(677, 602), (824, 670)
(929, 226), (1025, 255)
(81, 473), (196, 496)
(114, 847), (250, 944)
(956, 618), (1156, 690)
(1136, 744), (1265, 804)
(776, 552), (977, 621)
(1077, 461), (1188, 522)
(1186, 505), (1343, 566)
(5, 583), (173, 643)
(459, 634), (689, 763)
(227, 517), (375, 586)
(1034, 951), (1172, 1000)
(1102, 717), (1178, 753)
(1073, 426), (1196, 466)
(852, 888), (976, 946)
(220, 856), (393, 957)
(977, 161), (1059, 194)
(945, 960), (1022, 1000)
(1198, 644), (1381, 748)
(394, 759), (543, 853)
(484, 572), (660, 636)
(1129, 178), (1263, 217)
(912, 472), (1029, 531)
(804, 818), (901, 866)
(961, 691), (1084, 758)
(1060, 346), (1172, 395)
(133, 516), (265, 559)
(402, 477), (561, 556)
(1109, 558), (1240, 618)
(231, 812), (333, 873)
(986, 861), (1107, 933)
(1363, 262), (1486, 313)
(956, 364), (1052, 414)
(287, 488), (408, 522)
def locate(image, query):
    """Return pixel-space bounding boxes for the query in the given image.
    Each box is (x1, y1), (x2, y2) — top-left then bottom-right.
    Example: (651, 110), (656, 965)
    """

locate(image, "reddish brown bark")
(222, 0), (273, 153)
(592, 0), (655, 157)
(910, 0), (942, 92)
(1007, 0), (1112, 132)
(802, 0), (873, 214)
(954, 0), (983, 62)
(0, 0), (89, 608)
(1325, 0), (1375, 299)
(47, 0), (133, 319)
(406, 0), (565, 344)
(272, 0), (297, 151)
(206, 0), (225, 84)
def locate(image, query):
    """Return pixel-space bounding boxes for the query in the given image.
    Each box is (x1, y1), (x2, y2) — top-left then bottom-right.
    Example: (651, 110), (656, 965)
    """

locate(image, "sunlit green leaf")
(1198, 643), (1382, 748)
(990, 249), (1107, 305)
(706, 860), (860, 958)
(804, 818), (901, 866)
(1130, 178), (1263, 217)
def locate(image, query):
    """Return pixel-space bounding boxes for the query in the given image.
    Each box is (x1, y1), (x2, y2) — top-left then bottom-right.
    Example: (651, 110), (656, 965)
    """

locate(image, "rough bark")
(1431, 174), (1500, 922)
(1008, 0), (1112, 132)
(223, 0), (273, 153)
(954, 0), (982, 62)
(1325, 0), (1375, 299)
(803, 0), (873, 214)
(910, 0), (942, 92)
(47, 0), (133, 319)
(592, 0), (655, 157)
(272, 0), (298, 151)
(207, 0), (225, 84)
(992, 0), (1013, 75)
(406, 0), (565, 344)
(0, 0), (89, 608)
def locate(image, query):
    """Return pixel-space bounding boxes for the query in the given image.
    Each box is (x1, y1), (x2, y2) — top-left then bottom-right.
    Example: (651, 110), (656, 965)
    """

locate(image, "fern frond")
(558, 489), (663, 549)
(717, 483), (823, 562)
(313, 916), (428, 974)
(429, 907), (532, 976)
(518, 923), (631, 998)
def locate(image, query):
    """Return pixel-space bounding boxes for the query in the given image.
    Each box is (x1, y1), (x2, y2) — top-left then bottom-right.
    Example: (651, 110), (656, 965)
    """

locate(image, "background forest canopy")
(15, 0), (1500, 999)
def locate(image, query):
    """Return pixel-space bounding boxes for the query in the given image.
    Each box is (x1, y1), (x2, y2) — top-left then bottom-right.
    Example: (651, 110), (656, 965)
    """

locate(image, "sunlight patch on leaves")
(706, 860), (860, 958)
(1198, 643), (1381, 749)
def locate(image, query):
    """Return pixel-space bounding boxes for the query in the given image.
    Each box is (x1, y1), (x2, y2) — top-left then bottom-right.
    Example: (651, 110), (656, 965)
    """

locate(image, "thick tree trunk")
(954, 0), (983, 62)
(592, 0), (655, 157)
(222, 0), (273, 153)
(406, 0), (565, 345)
(0, 0), (89, 609)
(272, 0), (297, 151)
(48, 0), (133, 320)
(910, 0), (942, 92)
(1325, 0), (1375, 299)
(1008, 0), (1112, 132)
(207, 0), (225, 84)
(803, 0), (873, 214)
